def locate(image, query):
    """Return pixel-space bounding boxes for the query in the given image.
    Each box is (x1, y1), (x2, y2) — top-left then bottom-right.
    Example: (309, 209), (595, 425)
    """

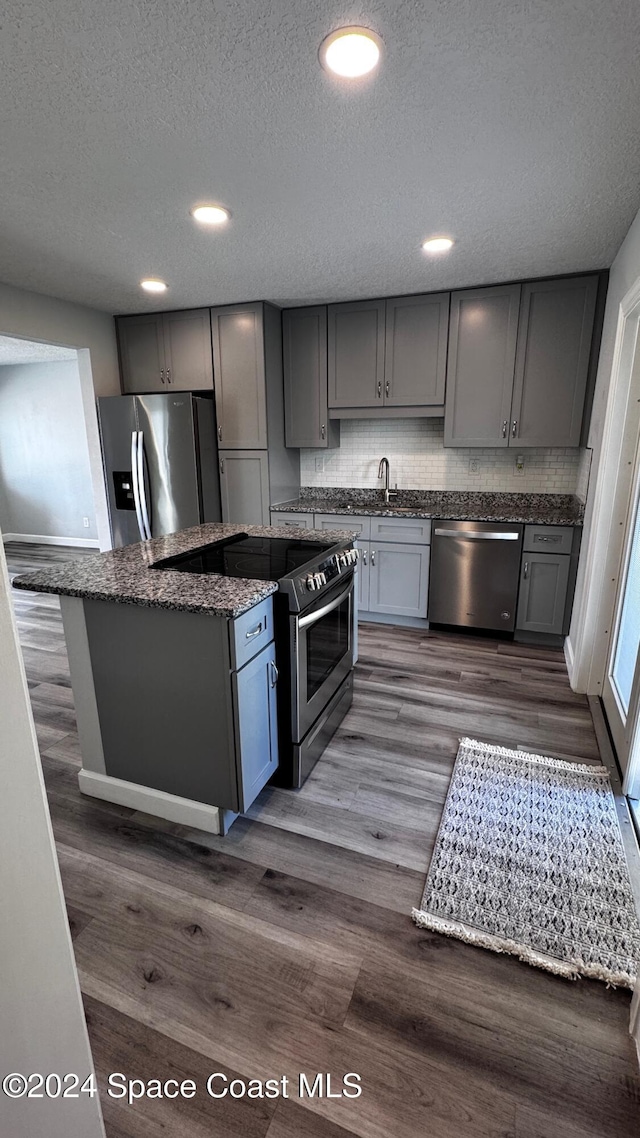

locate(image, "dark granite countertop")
(12, 523), (358, 618)
(272, 489), (584, 527)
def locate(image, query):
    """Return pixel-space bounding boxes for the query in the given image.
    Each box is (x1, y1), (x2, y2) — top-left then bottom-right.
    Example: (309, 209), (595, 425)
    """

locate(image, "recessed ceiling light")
(140, 278), (167, 293)
(319, 27), (382, 78)
(422, 237), (454, 254)
(190, 204), (231, 226)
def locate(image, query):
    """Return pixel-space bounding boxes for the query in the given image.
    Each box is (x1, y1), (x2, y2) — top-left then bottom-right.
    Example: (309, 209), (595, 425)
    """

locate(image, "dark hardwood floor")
(7, 541), (640, 1138)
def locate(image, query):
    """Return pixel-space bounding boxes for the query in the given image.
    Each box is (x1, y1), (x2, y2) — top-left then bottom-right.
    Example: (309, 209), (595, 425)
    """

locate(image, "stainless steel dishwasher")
(428, 520), (524, 631)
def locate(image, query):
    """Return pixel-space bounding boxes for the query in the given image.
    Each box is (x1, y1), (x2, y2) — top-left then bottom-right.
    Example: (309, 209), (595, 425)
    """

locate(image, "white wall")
(301, 418), (582, 495)
(569, 205), (640, 691)
(0, 359), (98, 543)
(0, 540), (105, 1137)
(0, 283), (120, 549)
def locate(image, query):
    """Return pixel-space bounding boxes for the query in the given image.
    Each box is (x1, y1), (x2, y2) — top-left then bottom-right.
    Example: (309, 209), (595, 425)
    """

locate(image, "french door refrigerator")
(98, 394), (221, 548)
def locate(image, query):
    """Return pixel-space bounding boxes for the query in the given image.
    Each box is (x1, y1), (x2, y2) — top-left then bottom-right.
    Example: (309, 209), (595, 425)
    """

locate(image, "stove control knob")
(315, 572), (326, 588)
(306, 574), (317, 591)
(339, 552), (349, 568)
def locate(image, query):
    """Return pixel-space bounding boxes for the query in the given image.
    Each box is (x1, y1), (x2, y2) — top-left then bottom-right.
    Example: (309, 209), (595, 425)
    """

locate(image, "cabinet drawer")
(270, 510), (315, 529)
(229, 597), (274, 671)
(313, 513), (371, 540)
(523, 525), (574, 555)
(369, 516), (431, 545)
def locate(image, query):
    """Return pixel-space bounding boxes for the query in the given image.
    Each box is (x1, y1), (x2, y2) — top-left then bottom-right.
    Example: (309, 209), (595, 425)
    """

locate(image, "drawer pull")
(523, 561), (529, 580)
(270, 660), (279, 688)
(246, 622), (263, 640)
(535, 535), (560, 543)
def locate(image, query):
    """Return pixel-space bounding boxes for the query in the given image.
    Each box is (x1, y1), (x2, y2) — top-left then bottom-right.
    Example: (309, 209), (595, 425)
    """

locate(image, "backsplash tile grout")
(300, 419), (583, 495)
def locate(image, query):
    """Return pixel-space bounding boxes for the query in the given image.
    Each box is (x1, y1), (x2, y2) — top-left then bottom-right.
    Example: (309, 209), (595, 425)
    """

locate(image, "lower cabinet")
(359, 541), (430, 619)
(219, 450), (270, 525)
(516, 552), (571, 635)
(232, 640), (279, 810)
(270, 510), (315, 529)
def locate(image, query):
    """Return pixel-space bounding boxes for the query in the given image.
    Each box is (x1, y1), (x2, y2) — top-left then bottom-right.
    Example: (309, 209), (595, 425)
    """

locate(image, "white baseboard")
(77, 769), (222, 834)
(564, 634), (575, 686)
(2, 532), (100, 549)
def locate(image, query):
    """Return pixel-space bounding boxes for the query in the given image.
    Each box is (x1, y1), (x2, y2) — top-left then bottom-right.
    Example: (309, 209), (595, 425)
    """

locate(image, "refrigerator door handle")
(131, 431), (147, 541)
(137, 430), (152, 540)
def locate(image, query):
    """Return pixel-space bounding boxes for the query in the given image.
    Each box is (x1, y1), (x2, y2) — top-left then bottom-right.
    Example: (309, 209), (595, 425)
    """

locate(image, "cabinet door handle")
(270, 660), (279, 688)
(371, 550), (376, 566)
(362, 550), (367, 566)
(512, 419), (518, 437)
(377, 381), (382, 398)
(218, 425), (222, 442)
(523, 561), (529, 580)
(385, 381), (390, 398)
(166, 368), (171, 384)
(502, 419), (508, 438)
(220, 458), (225, 474)
(160, 369), (165, 384)
(246, 621), (263, 639)
(321, 423), (326, 440)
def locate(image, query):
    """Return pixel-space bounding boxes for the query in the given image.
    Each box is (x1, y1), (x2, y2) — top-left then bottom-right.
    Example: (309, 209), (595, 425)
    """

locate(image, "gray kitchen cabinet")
(511, 276), (599, 447)
(367, 542), (430, 619)
(232, 639), (279, 809)
(283, 306), (339, 448)
(328, 299), (386, 409)
(444, 284), (521, 447)
(219, 450), (270, 525)
(516, 552), (571, 635)
(270, 510), (315, 529)
(384, 293), (449, 407)
(117, 309), (213, 394)
(118, 314), (166, 393)
(211, 303), (268, 449)
(313, 513), (371, 540)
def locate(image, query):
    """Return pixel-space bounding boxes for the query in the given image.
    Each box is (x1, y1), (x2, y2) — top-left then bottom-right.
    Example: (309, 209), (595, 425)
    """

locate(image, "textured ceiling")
(0, 335), (77, 364)
(1, 1), (640, 315)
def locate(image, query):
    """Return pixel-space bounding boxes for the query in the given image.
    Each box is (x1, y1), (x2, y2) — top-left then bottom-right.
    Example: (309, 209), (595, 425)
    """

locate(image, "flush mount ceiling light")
(140, 278), (168, 293)
(319, 26), (382, 78)
(422, 237), (455, 254)
(190, 204), (231, 226)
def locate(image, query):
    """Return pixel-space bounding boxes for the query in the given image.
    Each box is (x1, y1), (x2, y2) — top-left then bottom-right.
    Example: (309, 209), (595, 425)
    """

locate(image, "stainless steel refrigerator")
(98, 394), (221, 548)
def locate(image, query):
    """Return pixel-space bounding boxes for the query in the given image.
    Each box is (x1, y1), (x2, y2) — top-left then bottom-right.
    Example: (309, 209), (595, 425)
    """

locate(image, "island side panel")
(59, 595), (106, 775)
(82, 599), (239, 810)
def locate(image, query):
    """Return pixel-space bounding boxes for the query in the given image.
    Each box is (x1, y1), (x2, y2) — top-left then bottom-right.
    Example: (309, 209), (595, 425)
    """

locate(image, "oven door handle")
(297, 583), (353, 630)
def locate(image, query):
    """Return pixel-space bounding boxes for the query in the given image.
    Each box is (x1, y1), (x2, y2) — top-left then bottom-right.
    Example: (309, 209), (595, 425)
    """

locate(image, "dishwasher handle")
(434, 528), (521, 541)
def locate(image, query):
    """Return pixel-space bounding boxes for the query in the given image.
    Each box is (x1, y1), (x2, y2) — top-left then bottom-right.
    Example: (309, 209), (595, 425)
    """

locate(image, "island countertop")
(271, 489), (584, 527)
(11, 523), (358, 618)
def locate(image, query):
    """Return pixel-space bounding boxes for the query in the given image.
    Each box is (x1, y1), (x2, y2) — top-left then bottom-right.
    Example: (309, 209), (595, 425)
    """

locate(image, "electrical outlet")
(515, 454), (525, 474)
(83, 516), (90, 528)
(468, 459), (480, 475)
(314, 457), (324, 473)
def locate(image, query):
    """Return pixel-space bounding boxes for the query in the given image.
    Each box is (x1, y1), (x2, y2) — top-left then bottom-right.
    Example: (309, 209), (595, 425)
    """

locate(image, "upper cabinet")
(117, 309), (213, 394)
(444, 285), (521, 447)
(283, 306), (339, 449)
(328, 299), (386, 409)
(384, 293), (449, 407)
(211, 303), (268, 449)
(444, 275), (600, 448)
(510, 276), (598, 447)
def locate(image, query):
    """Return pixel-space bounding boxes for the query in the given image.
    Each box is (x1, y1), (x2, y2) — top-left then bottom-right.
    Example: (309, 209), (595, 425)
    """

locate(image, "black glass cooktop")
(153, 534), (333, 581)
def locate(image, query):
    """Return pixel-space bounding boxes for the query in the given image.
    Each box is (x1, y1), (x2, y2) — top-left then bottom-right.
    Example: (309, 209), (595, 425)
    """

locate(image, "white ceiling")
(0, 335), (77, 365)
(1, 1), (640, 315)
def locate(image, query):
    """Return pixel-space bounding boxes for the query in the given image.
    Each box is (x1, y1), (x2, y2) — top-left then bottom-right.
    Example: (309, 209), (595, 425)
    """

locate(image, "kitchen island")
(13, 522), (355, 835)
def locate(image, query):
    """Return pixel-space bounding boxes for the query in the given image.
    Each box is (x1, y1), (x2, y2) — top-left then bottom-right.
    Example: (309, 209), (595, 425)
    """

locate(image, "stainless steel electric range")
(154, 532), (358, 787)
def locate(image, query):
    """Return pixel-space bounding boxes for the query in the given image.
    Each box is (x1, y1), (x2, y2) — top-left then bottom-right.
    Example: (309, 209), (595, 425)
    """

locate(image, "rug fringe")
(458, 736), (609, 777)
(411, 908), (635, 990)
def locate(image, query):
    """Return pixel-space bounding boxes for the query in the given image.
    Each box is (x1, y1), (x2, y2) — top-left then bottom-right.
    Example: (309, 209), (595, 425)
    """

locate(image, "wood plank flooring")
(6, 541), (640, 1138)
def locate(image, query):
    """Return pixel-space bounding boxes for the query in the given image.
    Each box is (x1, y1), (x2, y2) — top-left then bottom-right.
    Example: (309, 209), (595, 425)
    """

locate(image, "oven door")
(291, 575), (354, 743)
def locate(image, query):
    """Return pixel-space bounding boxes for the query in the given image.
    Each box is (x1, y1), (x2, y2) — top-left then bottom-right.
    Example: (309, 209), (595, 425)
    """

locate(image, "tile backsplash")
(300, 419), (583, 495)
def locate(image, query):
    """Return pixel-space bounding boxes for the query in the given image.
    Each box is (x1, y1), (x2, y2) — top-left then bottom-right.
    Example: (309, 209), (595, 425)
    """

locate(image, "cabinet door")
(212, 303), (267, 448)
(384, 293), (449, 407)
(117, 314), (166, 393)
(219, 450), (270, 525)
(368, 542), (429, 618)
(328, 300), (385, 408)
(510, 276), (598, 447)
(444, 285), (521, 447)
(516, 553), (570, 635)
(162, 309), (214, 391)
(283, 307), (338, 448)
(233, 641), (279, 811)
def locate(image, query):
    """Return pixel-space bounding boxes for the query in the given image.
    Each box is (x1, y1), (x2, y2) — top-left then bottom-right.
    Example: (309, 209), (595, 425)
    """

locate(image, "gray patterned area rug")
(412, 737), (640, 988)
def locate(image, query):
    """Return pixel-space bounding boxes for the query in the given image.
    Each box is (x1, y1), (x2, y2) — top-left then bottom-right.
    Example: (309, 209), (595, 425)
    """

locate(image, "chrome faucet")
(378, 456), (397, 504)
